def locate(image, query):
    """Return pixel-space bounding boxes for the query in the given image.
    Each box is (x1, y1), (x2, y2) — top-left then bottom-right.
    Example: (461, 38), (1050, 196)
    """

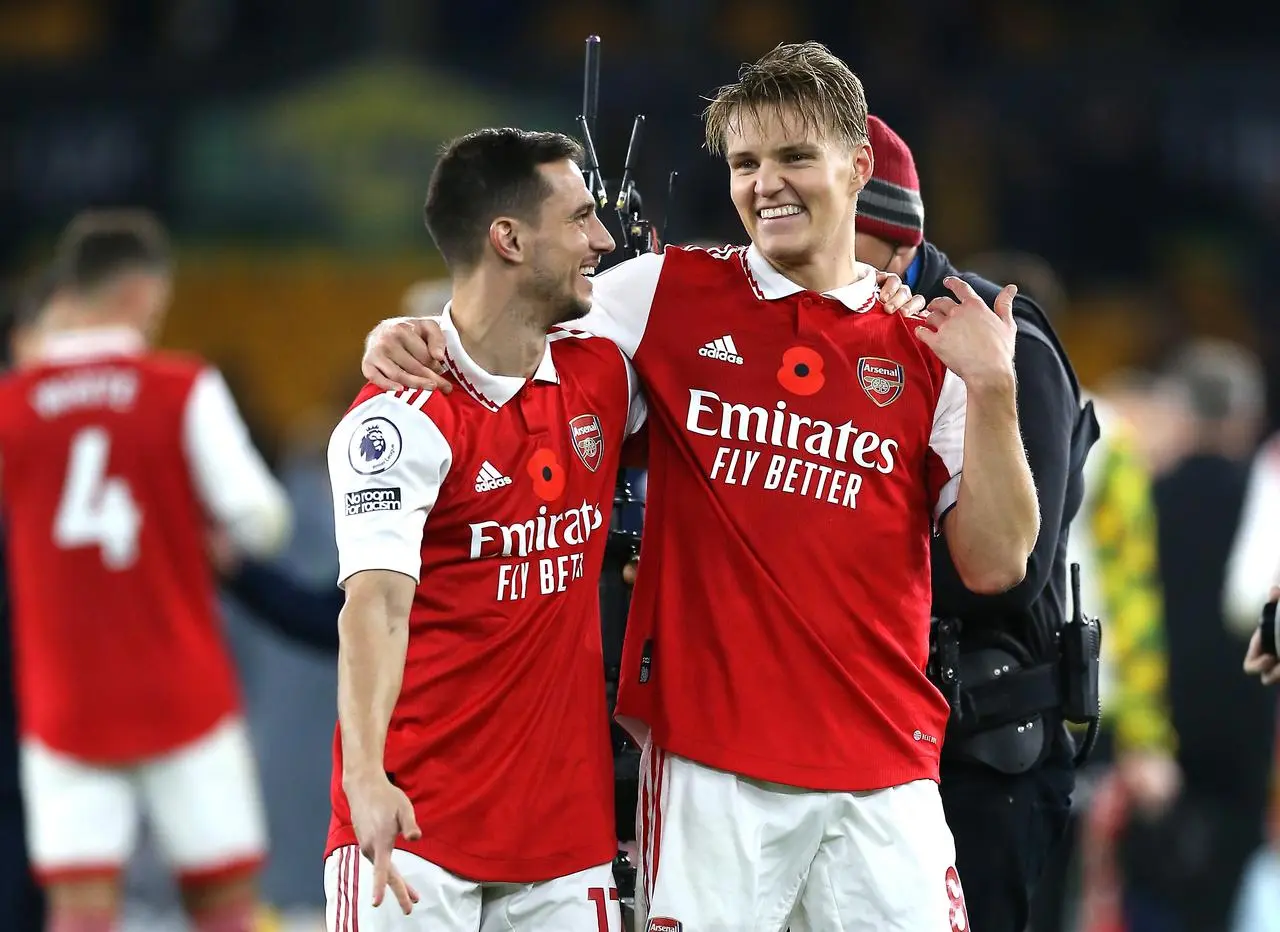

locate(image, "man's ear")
(850, 141), (874, 195)
(488, 217), (526, 264)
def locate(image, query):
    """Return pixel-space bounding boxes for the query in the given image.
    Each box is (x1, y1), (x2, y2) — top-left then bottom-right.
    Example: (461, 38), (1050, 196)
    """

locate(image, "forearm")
(947, 375), (1040, 592)
(932, 342), (1073, 615)
(337, 581), (411, 783)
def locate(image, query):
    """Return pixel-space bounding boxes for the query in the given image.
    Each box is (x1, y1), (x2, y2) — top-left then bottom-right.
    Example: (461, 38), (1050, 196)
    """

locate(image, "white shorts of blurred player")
(324, 846), (622, 932)
(633, 740), (970, 932)
(20, 715), (267, 886)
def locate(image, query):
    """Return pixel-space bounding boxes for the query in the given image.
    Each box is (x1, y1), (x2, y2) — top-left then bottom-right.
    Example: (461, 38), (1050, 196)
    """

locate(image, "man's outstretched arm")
(356, 261), (925, 391)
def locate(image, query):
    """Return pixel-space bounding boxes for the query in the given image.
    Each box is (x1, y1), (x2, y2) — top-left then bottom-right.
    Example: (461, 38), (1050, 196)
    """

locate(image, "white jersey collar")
(744, 244), (879, 313)
(39, 326), (146, 363)
(439, 304), (558, 411)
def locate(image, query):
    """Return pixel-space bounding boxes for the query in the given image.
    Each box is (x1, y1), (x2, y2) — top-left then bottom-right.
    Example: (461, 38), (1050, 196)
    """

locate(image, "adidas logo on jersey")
(474, 461), (512, 493)
(698, 335), (744, 365)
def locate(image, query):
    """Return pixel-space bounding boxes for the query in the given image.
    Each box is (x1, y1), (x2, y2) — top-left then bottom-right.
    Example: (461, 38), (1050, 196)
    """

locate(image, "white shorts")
(20, 716), (268, 883)
(635, 741), (971, 932)
(324, 846), (622, 932)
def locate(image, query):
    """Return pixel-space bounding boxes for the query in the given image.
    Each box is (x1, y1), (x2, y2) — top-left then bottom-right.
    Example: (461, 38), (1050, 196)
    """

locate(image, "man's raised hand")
(914, 278), (1018, 389)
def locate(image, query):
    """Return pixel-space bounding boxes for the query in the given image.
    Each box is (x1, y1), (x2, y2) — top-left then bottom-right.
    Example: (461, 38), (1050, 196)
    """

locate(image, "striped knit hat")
(857, 115), (925, 248)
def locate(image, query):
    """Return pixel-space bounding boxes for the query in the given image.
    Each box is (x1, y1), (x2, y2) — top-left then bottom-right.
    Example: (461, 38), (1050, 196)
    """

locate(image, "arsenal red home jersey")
(583, 245), (967, 792)
(325, 307), (645, 882)
(0, 327), (290, 763)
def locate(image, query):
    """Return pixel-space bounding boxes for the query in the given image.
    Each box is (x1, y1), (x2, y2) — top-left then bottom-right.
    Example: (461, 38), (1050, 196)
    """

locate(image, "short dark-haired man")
(324, 128), (645, 930)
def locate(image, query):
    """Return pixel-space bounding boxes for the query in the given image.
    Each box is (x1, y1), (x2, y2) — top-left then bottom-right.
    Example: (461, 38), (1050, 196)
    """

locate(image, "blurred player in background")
(324, 128), (644, 930)
(360, 42), (1038, 931)
(0, 211), (292, 932)
(0, 266), (65, 932)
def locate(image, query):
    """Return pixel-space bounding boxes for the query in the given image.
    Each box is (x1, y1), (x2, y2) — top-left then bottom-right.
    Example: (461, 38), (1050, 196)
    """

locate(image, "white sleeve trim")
(183, 368), (292, 558)
(1224, 439), (1280, 633)
(577, 252), (665, 358)
(930, 369), (967, 519)
(328, 391), (453, 588)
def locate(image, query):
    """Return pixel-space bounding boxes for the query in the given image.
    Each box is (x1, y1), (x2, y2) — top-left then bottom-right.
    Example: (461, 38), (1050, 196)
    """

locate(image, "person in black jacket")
(855, 115), (1094, 932)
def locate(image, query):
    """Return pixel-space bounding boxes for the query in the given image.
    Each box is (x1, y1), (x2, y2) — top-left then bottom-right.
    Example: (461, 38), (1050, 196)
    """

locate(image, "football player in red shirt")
(0, 211), (292, 932)
(358, 43), (1039, 932)
(324, 128), (645, 931)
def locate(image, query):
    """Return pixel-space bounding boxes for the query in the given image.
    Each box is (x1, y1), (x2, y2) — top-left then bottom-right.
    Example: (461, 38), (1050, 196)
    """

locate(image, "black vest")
(916, 242), (1100, 771)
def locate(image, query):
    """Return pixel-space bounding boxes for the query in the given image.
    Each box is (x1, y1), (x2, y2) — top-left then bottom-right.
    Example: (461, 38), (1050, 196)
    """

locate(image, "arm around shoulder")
(578, 251), (666, 358)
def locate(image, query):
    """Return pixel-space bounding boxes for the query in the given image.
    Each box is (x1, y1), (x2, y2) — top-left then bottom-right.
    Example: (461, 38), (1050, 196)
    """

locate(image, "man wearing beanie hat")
(856, 114), (1099, 932)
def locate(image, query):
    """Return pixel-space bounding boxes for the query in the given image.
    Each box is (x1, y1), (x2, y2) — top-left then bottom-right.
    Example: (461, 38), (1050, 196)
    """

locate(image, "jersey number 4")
(53, 427), (142, 570)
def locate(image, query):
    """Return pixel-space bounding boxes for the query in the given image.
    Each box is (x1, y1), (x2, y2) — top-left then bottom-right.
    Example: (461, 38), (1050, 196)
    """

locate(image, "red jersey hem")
(650, 726), (941, 792)
(21, 705), (242, 766)
(324, 825), (617, 884)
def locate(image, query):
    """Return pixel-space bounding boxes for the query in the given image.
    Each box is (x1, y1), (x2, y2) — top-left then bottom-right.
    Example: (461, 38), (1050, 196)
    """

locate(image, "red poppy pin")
(777, 346), (826, 396)
(527, 448), (566, 501)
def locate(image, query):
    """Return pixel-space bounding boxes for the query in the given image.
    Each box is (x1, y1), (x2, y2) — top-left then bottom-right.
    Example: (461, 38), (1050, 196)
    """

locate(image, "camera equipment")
(575, 35), (670, 925)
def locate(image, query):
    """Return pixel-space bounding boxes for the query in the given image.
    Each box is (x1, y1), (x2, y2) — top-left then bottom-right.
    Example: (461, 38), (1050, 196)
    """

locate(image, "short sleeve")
(327, 389), (453, 587)
(929, 369), (967, 520)
(183, 367), (292, 557)
(578, 252), (665, 358)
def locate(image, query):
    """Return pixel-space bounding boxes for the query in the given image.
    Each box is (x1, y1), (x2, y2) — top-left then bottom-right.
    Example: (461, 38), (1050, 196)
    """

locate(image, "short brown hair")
(703, 42), (869, 157)
(54, 209), (172, 294)
(424, 128), (585, 271)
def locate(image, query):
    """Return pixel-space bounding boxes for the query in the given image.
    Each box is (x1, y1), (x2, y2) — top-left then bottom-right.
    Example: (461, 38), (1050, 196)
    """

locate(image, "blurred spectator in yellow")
(1070, 396), (1181, 796)
(1096, 369), (1195, 479)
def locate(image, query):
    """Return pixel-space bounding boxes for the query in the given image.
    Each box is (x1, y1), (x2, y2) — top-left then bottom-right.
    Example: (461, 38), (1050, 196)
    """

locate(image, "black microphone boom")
(574, 35), (662, 258)
(577, 36), (608, 210)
